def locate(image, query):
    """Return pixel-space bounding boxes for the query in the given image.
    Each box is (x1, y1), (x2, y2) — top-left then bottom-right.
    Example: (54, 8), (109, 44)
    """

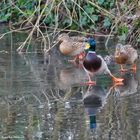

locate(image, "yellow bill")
(85, 43), (90, 50)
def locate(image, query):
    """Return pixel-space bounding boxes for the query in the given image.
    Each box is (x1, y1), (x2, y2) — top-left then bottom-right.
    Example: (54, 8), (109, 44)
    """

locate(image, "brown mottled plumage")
(115, 53), (128, 64)
(115, 43), (138, 72)
(57, 33), (87, 57)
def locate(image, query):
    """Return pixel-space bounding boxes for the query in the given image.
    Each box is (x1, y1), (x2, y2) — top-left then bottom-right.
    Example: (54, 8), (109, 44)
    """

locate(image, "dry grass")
(0, 0), (139, 53)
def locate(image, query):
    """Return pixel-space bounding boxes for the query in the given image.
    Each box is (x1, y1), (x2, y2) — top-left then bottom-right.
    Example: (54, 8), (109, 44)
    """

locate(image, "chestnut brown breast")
(115, 54), (128, 64)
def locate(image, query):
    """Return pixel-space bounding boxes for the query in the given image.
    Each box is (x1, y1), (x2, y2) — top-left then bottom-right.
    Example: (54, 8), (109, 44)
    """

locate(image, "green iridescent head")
(84, 37), (96, 53)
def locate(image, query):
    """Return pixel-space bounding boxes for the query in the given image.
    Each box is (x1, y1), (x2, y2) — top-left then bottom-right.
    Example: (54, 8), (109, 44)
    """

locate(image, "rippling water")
(0, 25), (140, 140)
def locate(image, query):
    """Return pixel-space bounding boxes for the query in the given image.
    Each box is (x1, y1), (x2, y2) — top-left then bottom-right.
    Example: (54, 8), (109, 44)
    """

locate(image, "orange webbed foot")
(113, 81), (124, 86)
(112, 77), (124, 82)
(112, 77), (124, 85)
(78, 52), (85, 60)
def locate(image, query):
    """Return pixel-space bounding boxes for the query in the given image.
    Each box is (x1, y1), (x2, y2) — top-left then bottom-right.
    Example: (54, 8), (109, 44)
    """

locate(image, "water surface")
(0, 25), (140, 140)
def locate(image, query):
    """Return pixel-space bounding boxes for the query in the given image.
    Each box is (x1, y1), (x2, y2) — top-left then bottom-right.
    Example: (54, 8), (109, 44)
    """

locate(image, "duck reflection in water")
(83, 85), (113, 130)
(57, 66), (87, 89)
(111, 73), (138, 96)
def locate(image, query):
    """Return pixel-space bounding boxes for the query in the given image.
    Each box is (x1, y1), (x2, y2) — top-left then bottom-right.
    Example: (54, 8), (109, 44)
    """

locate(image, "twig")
(105, 3), (136, 49)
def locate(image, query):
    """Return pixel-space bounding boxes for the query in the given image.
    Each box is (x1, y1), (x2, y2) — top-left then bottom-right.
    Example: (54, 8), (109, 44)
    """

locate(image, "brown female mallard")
(115, 43), (138, 72)
(57, 33), (96, 62)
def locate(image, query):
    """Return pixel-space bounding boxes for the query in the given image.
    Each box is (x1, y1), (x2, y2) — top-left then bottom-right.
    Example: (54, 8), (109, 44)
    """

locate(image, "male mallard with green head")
(57, 33), (96, 62)
(83, 51), (124, 85)
(115, 43), (138, 72)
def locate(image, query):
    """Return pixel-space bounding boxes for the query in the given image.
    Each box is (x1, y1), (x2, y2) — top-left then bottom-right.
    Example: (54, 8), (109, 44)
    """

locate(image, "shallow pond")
(0, 25), (140, 140)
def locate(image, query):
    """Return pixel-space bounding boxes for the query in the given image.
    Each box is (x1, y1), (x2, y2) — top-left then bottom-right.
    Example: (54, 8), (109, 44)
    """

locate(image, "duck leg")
(82, 66), (96, 85)
(130, 63), (136, 73)
(68, 56), (78, 63)
(85, 73), (96, 85)
(68, 52), (85, 65)
(77, 52), (85, 60)
(120, 65), (128, 72)
(109, 72), (124, 84)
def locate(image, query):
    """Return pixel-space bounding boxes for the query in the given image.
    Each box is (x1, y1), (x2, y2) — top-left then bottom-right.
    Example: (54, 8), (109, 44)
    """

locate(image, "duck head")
(115, 43), (126, 54)
(85, 37), (96, 53)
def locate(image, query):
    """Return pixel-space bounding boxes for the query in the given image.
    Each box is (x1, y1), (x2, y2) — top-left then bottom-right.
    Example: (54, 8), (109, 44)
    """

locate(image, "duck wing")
(124, 45), (138, 63)
(69, 41), (86, 56)
(70, 36), (87, 42)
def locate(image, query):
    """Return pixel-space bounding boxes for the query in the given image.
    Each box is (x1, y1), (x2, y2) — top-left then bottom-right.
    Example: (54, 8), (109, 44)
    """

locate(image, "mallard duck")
(83, 51), (124, 85)
(115, 43), (138, 72)
(57, 33), (96, 62)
